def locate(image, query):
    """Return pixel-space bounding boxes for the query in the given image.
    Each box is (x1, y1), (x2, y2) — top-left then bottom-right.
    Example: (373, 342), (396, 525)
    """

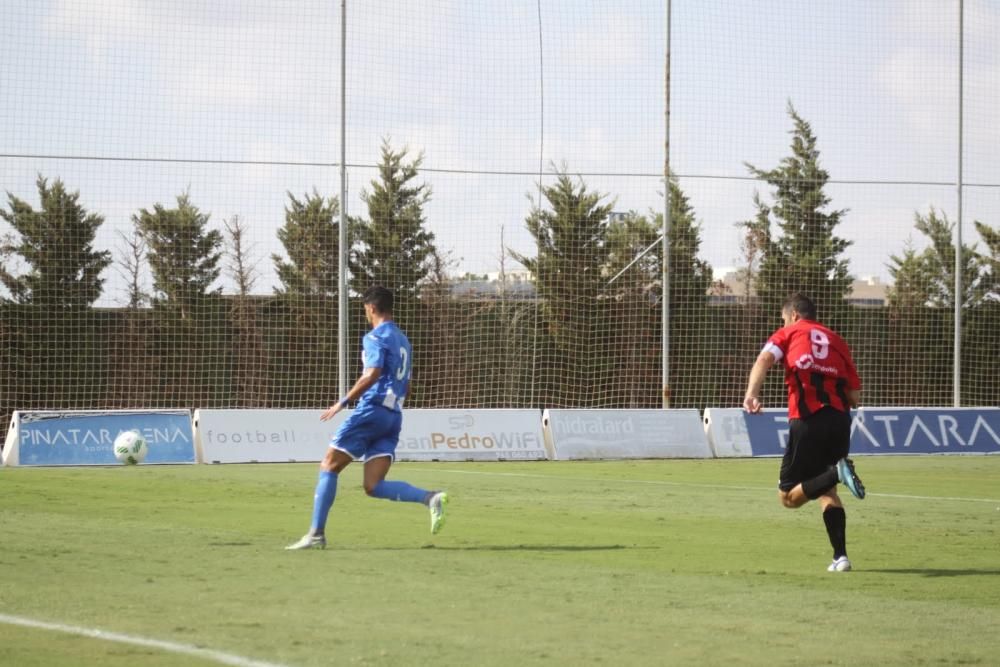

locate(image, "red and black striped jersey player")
(743, 292), (866, 573)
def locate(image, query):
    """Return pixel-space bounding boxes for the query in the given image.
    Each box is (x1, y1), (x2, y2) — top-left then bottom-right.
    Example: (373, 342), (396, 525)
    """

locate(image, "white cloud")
(45, 0), (339, 111)
(15, 0), (998, 299)
(879, 0), (999, 129)
(44, 0), (151, 60)
(549, 11), (657, 73)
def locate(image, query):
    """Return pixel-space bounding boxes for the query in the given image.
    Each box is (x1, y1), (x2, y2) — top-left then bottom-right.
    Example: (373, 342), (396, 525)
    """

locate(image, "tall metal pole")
(661, 0), (672, 408)
(338, 0), (349, 398)
(531, 0), (544, 409)
(953, 0), (964, 407)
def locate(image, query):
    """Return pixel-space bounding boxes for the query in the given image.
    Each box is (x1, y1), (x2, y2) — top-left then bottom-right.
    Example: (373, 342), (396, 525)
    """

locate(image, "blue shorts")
(330, 404), (403, 462)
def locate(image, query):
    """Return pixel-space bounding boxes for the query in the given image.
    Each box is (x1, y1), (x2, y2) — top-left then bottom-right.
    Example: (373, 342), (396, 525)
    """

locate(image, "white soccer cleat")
(827, 556), (852, 572)
(284, 533), (326, 550)
(428, 491), (449, 535)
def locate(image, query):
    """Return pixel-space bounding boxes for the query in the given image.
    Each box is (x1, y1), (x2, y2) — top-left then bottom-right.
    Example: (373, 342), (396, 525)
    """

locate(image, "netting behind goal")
(1, 1), (998, 425)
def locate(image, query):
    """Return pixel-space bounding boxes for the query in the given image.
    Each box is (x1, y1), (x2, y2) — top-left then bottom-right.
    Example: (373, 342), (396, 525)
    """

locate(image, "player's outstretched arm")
(320, 367), (383, 421)
(743, 351), (776, 414)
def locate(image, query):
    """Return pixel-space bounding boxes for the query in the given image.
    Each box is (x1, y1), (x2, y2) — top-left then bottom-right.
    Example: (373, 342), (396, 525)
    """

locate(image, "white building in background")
(449, 266), (889, 306)
(450, 270), (536, 299)
(708, 267), (889, 307)
(847, 276), (889, 307)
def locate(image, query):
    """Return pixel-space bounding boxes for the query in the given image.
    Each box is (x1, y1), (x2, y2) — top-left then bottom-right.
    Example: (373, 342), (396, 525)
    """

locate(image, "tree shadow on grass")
(865, 568), (1000, 577)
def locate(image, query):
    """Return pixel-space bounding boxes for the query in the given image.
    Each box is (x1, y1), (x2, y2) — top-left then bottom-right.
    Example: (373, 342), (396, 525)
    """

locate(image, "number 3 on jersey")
(396, 347), (409, 381)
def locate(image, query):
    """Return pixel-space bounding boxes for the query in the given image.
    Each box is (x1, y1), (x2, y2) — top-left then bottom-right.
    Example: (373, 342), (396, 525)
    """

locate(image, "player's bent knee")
(364, 477), (390, 496)
(778, 491), (804, 509)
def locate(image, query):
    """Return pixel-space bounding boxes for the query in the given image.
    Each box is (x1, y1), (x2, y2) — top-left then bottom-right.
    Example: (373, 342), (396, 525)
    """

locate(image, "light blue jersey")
(358, 321), (411, 412)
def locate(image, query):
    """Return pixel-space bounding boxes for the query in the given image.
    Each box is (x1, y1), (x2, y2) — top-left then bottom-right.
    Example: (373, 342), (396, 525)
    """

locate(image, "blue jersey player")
(286, 286), (448, 550)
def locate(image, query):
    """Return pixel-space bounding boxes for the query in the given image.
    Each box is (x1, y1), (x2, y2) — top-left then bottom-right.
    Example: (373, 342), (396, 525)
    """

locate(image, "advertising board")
(194, 409), (546, 463)
(543, 409), (711, 460)
(704, 407), (1000, 457)
(2, 410), (195, 466)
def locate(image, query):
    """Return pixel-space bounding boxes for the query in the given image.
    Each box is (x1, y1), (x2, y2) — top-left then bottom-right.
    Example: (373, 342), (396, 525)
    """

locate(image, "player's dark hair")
(783, 292), (817, 320)
(363, 285), (394, 314)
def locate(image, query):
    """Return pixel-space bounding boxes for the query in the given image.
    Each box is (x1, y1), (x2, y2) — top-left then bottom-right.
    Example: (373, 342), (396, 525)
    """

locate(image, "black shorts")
(778, 406), (851, 492)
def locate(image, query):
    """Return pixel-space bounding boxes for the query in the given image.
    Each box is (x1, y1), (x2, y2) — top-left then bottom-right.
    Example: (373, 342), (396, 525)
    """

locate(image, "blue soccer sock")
(370, 479), (429, 503)
(310, 470), (339, 534)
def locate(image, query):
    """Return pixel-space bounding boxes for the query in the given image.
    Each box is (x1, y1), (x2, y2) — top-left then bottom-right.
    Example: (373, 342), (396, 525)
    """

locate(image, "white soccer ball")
(113, 429), (148, 465)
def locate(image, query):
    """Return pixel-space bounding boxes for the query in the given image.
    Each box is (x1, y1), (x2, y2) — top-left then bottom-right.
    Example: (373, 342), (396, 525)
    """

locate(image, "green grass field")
(2, 456), (998, 666)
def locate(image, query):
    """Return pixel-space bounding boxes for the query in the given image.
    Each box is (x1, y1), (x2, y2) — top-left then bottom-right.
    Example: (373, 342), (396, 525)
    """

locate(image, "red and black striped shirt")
(762, 319), (861, 419)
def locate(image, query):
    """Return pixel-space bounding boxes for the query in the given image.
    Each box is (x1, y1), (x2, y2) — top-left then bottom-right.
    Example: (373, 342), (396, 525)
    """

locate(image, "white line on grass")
(413, 467), (1000, 505)
(0, 613), (291, 667)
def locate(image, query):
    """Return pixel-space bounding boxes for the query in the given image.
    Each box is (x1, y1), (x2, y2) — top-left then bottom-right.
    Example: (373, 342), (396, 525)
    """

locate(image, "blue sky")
(1, 1), (997, 305)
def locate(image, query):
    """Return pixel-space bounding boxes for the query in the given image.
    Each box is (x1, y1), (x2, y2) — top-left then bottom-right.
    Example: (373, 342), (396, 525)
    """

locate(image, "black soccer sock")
(801, 466), (839, 500)
(823, 506), (847, 559)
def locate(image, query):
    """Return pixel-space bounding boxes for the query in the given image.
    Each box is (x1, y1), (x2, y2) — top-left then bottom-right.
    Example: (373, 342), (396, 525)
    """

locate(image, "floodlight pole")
(338, 0), (349, 398)
(953, 0), (964, 407)
(661, 0), (672, 409)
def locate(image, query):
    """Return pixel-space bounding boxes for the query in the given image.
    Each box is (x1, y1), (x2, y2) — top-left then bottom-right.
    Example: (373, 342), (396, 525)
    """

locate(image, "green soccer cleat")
(428, 491), (449, 535)
(284, 533), (326, 550)
(837, 458), (866, 499)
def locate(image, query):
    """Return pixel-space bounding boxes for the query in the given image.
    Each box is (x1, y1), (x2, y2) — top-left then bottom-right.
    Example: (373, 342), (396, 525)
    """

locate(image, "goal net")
(1, 1), (998, 426)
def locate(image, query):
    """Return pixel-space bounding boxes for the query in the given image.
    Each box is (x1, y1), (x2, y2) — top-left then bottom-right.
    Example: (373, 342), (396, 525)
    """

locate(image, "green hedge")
(2, 299), (996, 431)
